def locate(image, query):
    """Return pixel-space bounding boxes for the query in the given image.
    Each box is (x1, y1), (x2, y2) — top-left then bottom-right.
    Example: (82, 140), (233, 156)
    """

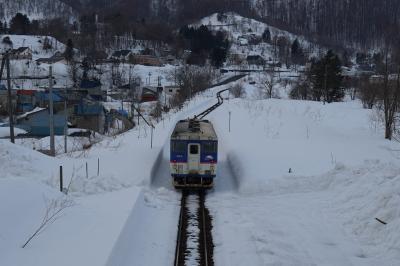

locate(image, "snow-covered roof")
(17, 107), (46, 120)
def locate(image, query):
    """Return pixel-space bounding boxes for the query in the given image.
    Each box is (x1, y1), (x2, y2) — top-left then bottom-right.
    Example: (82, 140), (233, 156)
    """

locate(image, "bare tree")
(22, 196), (74, 248)
(262, 67), (276, 98)
(381, 51), (400, 140)
(167, 64), (215, 107)
(230, 83), (245, 98)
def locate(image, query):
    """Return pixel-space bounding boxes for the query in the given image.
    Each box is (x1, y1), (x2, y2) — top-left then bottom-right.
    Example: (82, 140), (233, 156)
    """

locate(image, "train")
(170, 119), (218, 188)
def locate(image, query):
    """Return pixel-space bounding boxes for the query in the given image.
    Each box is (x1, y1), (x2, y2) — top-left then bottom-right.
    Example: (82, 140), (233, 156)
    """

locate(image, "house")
(36, 52), (65, 64)
(228, 53), (246, 65)
(87, 50), (108, 62)
(164, 85), (180, 95)
(80, 79), (104, 101)
(71, 103), (105, 134)
(132, 55), (163, 66)
(16, 90), (36, 113)
(111, 50), (133, 61)
(247, 55), (266, 66)
(141, 87), (159, 102)
(237, 37), (249, 46)
(15, 107), (66, 136)
(163, 55), (176, 65)
(9, 47), (33, 60)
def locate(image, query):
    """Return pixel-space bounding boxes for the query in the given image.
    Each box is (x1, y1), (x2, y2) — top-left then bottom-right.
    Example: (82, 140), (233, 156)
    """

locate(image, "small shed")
(72, 103), (105, 134)
(10, 47), (33, 60)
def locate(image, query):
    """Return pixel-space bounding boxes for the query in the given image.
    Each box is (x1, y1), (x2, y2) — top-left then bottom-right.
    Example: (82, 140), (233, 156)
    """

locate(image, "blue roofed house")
(80, 79), (104, 101)
(15, 107), (66, 136)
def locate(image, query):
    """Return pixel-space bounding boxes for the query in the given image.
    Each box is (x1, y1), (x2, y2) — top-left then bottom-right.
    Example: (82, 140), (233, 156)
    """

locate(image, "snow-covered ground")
(206, 92), (400, 265)
(1, 77), (400, 265)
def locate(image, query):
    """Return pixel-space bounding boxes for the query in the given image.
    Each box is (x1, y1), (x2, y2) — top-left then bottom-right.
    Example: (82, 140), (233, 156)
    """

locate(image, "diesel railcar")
(170, 119), (218, 188)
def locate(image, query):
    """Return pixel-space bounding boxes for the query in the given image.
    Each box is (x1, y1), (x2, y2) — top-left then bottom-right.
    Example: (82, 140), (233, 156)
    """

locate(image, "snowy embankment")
(206, 95), (400, 265)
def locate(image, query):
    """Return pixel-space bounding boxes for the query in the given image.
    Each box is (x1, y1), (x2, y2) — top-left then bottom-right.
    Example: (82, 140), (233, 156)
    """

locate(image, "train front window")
(172, 141), (186, 153)
(190, 145), (199, 154)
(203, 142), (217, 153)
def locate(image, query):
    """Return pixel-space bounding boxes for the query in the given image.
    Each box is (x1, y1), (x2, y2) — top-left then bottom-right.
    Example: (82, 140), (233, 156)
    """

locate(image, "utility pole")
(228, 111), (231, 132)
(323, 63), (328, 105)
(6, 55), (14, 143)
(64, 85), (67, 153)
(49, 66), (55, 156)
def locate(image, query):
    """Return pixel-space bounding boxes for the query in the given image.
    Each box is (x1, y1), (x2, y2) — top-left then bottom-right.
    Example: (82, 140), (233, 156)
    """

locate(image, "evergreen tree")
(64, 39), (75, 62)
(262, 28), (271, 43)
(10, 13), (30, 34)
(43, 37), (52, 51)
(291, 38), (304, 65)
(311, 50), (344, 103)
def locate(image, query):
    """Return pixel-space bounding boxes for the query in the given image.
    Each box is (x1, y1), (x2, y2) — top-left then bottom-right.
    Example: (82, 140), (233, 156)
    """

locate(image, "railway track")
(174, 190), (214, 266)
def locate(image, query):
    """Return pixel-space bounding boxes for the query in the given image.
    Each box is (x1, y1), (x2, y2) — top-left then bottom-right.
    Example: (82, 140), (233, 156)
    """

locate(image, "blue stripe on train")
(170, 152), (218, 163)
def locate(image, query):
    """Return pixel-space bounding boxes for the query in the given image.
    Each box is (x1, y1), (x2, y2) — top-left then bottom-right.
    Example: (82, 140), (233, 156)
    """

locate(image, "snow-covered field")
(206, 93), (400, 265)
(1, 78), (400, 265)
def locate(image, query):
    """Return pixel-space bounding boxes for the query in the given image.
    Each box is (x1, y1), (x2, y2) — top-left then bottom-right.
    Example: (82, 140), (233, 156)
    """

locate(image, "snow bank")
(0, 141), (56, 180)
(210, 98), (399, 193)
(206, 92), (400, 264)
(0, 127), (27, 137)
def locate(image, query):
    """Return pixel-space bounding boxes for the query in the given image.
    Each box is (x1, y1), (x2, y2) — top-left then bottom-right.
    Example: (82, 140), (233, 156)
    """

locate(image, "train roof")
(171, 119), (218, 140)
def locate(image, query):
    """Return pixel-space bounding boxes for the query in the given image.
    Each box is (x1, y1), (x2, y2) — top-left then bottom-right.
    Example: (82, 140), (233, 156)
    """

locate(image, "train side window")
(203, 142), (217, 153)
(190, 145), (199, 154)
(172, 141), (186, 153)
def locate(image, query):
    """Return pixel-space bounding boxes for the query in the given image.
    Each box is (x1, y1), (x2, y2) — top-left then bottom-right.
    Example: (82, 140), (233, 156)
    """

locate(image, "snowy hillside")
(193, 12), (319, 64)
(0, 0), (76, 21)
(0, 35), (66, 59)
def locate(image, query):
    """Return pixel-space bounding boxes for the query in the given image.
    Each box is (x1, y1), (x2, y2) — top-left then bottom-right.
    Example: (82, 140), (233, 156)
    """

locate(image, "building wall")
(74, 114), (105, 134)
(17, 111), (66, 136)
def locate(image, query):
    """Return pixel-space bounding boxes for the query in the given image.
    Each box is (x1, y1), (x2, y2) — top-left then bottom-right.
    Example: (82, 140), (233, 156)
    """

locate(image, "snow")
(0, 126), (26, 137)
(0, 35), (66, 60)
(203, 88), (400, 265)
(1, 74), (400, 266)
(17, 107), (46, 119)
(193, 12), (320, 67)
